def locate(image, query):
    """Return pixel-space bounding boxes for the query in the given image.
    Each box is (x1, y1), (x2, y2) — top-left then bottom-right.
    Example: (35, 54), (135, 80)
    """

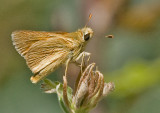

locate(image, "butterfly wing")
(27, 42), (70, 83)
(12, 30), (73, 83)
(25, 37), (71, 73)
(12, 30), (68, 56)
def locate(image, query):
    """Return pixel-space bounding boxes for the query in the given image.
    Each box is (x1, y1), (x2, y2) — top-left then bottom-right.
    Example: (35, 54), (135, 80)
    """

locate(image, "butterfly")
(11, 15), (93, 83)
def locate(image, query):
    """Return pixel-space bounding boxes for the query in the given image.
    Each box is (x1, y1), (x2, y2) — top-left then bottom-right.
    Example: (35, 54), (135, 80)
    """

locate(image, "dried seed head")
(72, 63), (114, 110)
(41, 63), (115, 113)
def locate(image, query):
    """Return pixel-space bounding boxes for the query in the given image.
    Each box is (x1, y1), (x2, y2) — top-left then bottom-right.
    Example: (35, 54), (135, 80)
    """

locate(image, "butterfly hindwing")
(24, 37), (73, 74)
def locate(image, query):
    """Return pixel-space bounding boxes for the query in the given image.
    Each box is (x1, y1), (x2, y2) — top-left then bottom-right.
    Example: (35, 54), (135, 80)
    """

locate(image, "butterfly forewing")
(12, 30), (68, 56)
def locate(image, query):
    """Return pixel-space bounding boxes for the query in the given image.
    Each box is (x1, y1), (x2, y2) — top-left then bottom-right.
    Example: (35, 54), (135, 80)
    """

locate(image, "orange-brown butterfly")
(12, 14), (93, 83)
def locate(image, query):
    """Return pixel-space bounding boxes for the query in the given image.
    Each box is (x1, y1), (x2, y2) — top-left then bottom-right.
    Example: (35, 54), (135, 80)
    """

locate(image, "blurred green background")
(0, 0), (160, 113)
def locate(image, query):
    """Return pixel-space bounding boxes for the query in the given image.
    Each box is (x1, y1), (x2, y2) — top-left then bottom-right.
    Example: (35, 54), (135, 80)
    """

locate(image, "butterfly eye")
(84, 33), (90, 41)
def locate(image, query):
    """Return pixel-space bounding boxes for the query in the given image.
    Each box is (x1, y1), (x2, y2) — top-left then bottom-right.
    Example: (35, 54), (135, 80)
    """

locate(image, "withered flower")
(41, 62), (114, 113)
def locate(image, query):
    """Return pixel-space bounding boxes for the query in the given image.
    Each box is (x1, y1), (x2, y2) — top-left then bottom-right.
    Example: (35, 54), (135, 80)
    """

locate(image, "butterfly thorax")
(64, 27), (93, 61)
(63, 31), (86, 61)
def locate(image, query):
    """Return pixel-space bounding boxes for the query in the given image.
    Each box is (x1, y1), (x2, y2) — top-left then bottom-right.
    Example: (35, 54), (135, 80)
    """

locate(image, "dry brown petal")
(82, 71), (104, 106)
(91, 72), (104, 105)
(72, 77), (89, 108)
(63, 76), (70, 108)
(88, 71), (103, 99)
(88, 71), (96, 95)
(103, 82), (115, 96)
(75, 63), (95, 96)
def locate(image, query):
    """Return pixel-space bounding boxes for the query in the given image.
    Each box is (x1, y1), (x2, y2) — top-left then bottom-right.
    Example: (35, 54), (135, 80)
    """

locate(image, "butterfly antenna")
(85, 13), (92, 27)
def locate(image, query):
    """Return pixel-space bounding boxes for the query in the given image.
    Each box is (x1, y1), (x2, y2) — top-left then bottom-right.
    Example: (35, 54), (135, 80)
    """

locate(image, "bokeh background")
(0, 0), (160, 113)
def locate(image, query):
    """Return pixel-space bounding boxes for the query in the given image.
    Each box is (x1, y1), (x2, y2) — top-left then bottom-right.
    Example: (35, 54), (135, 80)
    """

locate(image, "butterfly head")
(80, 27), (93, 42)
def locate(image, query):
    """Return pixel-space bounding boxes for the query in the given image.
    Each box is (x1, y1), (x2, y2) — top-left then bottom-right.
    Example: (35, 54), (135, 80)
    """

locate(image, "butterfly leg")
(75, 51), (91, 62)
(75, 51), (91, 73)
(80, 53), (85, 73)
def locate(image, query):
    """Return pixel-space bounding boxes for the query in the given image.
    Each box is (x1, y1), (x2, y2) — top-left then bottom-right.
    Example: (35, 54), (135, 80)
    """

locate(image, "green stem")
(58, 96), (71, 113)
